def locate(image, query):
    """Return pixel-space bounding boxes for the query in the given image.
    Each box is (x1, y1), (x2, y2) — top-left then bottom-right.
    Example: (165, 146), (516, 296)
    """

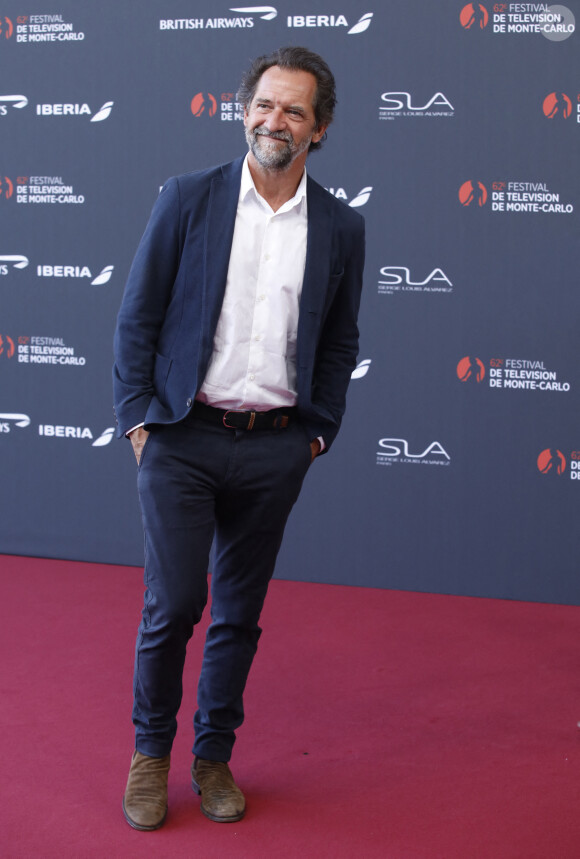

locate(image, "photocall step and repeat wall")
(1, 2), (578, 603)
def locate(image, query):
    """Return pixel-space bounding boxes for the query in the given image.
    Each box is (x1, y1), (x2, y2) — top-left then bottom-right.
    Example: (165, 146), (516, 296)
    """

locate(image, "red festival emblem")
(0, 334), (15, 358)
(542, 92), (572, 119)
(537, 449), (566, 475)
(0, 16), (14, 38)
(459, 180), (487, 207)
(457, 356), (486, 383)
(0, 177), (14, 198)
(190, 93), (218, 118)
(459, 3), (489, 29)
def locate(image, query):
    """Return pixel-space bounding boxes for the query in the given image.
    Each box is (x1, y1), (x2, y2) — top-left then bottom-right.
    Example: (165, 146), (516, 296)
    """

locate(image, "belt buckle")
(223, 409), (256, 430)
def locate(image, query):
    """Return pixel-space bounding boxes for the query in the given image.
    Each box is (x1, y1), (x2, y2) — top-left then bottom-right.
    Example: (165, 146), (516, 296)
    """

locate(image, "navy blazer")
(113, 156), (365, 451)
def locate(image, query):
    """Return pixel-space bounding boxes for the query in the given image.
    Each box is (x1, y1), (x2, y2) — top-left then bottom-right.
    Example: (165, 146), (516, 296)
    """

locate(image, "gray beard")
(245, 126), (311, 171)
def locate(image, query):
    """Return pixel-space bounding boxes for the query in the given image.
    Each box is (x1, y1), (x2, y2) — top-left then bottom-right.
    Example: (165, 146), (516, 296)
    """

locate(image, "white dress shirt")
(197, 155), (307, 410)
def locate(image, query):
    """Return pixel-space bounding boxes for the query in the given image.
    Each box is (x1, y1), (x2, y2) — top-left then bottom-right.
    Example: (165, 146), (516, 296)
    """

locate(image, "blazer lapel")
(297, 177), (334, 369)
(199, 157), (243, 369)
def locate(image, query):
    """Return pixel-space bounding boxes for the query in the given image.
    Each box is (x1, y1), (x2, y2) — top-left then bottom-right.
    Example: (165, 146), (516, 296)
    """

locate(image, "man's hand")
(128, 426), (150, 465)
(310, 438), (321, 462)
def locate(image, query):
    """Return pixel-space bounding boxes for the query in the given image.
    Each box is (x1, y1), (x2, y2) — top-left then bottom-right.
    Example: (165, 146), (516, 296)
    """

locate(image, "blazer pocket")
(319, 269), (345, 323)
(326, 268), (344, 298)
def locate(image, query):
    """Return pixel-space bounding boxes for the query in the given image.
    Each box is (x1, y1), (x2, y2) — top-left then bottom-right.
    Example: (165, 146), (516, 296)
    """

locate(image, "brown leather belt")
(191, 401), (297, 431)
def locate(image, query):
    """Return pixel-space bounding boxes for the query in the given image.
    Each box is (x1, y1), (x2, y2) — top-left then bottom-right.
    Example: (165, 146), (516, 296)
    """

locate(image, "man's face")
(244, 66), (327, 172)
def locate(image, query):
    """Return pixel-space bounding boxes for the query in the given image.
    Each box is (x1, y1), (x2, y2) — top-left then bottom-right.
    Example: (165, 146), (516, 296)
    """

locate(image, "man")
(113, 46), (365, 831)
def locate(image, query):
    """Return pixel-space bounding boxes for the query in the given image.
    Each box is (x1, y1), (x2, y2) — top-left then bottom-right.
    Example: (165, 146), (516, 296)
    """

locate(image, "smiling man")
(113, 46), (365, 832)
(244, 65), (320, 171)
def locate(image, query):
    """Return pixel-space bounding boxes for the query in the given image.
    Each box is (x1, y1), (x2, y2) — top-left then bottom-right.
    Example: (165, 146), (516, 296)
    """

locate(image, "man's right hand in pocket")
(128, 426), (150, 465)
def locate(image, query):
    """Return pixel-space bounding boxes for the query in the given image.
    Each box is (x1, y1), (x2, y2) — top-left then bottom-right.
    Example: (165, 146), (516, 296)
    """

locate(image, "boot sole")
(122, 797), (168, 831)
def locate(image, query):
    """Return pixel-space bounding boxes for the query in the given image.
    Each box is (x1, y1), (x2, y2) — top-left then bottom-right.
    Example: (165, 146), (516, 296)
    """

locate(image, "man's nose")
(263, 106), (287, 130)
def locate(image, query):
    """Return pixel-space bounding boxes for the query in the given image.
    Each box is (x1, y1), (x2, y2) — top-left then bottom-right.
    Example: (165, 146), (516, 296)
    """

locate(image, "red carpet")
(1, 554), (579, 858)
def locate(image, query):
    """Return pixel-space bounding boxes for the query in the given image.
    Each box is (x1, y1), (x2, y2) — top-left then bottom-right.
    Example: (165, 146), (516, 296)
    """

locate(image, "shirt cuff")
(126, 422), (145, 437)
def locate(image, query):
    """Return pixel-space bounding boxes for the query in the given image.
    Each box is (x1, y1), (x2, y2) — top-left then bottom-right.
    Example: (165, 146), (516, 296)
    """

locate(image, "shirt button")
(249, 374), (255, 381)
(264, 254), (271, 261)
(254, 335), (261, 341)
(186, 398), (193, 408)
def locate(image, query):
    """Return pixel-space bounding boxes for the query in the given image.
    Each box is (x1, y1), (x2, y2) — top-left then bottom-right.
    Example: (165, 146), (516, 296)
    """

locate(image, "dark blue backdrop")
(2, 1), (578, 603)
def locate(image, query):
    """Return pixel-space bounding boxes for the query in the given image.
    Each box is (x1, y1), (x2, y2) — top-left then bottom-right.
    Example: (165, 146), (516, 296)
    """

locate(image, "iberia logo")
(537, 448), (566, 475)
(191, 93), (218, 118)
(459, 181), (488, 206)
(459, 3), (489, 29)
(542, 92), (572, 119)
(0, 334), (15, 358)
(0, 16), (14, 38)
(352, 358), (371, 379)
(0, 176), (14, 198)
(457, 356), (485, 383)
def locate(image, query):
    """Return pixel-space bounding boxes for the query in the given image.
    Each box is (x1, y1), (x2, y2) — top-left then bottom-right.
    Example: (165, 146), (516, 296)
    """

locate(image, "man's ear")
(312, 123), (328, 145)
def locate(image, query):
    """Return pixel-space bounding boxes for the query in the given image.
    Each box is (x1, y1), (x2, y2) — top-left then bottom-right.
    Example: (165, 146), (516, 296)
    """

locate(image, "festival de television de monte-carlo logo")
(537, 448), (580, 480)
(459, 3), (576, 39)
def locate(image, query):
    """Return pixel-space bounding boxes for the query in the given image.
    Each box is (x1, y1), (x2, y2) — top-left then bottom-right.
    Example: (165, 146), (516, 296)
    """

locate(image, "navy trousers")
(133, 411), (313, 761)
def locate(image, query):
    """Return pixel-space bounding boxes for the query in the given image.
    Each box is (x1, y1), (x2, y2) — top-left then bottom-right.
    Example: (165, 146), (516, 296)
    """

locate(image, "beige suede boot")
(123, 750), (171, 831)
(191, 757), (245, 822)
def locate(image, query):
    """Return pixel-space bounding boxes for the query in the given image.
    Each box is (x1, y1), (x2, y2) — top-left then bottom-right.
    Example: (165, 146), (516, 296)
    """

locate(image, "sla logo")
(379, 267), (453, 294)
(326, 186), (372, 207)
(0, 16), (14, 38)
(0, 94), (28, 115)
(459, 180), (488, 206)
(377, 438), (451, 466)
(191, 93), (218, 117)
(36, 264), (114, 284)
(0, 413), (30, 433)
(230, 5), (277, 19)
(380, 92), (454, 114)
(351, 359), (371, 379)
(460, 3), (489, 29)
(0, 254), (29, 275)
(0, 176), (14, 198)
(38, 425), (115, 446)
(35, 101), (114, 121)
(457, 356), (486, 383)
(542, 92), (572, 118)
(0, 334), (15, 358)
(537, 448), (566, 475)
(287, 11), (373, 33)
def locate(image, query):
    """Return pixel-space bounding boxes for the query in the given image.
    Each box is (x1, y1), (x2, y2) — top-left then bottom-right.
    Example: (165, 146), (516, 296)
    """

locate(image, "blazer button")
(186, 398), (193, 408)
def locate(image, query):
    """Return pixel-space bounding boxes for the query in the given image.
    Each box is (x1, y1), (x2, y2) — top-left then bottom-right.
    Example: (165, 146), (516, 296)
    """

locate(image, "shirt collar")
(240, 153), (307, 213)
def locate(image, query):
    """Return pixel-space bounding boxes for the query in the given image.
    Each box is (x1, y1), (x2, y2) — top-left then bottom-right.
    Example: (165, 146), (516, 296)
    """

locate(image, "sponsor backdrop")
(1, 1), (578, 603)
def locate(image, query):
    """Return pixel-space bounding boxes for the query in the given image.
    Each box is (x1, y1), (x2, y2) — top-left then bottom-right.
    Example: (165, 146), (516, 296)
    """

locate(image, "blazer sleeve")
(112, 178), (181, 437)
